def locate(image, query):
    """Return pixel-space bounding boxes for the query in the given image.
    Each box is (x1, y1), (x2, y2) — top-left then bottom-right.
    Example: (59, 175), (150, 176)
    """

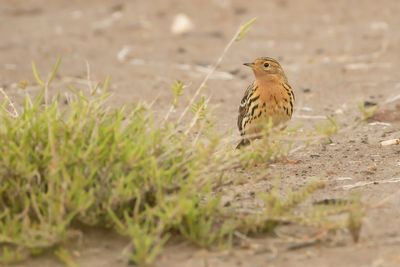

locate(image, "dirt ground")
(2, 0), (400, 266)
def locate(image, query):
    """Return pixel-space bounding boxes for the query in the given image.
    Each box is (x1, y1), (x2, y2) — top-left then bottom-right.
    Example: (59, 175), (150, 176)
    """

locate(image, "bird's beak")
(243, 62), (255, 68)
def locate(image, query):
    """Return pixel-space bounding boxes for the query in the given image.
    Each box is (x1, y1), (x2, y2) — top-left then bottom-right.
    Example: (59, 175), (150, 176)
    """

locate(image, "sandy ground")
(1, 0), (400, 266)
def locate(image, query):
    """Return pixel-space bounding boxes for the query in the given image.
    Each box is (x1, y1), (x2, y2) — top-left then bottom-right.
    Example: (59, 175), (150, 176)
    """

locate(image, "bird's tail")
(236, 138), (250, 149)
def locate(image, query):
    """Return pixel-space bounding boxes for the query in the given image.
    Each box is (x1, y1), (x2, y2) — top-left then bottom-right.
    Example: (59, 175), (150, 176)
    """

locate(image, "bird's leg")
(236, 138), (250, 149)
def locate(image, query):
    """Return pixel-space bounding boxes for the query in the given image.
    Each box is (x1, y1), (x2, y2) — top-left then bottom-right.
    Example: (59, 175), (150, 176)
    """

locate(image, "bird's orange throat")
(254, 75), (287, 101)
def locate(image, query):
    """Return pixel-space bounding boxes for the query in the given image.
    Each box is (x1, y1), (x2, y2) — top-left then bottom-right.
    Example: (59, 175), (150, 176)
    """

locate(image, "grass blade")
(31, 62), (45, 87)
(236, 17), (257, 41)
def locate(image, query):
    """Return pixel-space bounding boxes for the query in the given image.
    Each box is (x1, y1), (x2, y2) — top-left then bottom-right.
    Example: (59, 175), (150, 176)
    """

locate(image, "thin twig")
(177, 27), (242, 124)
(184, 96), (212, 136)
(0, 87), (19, 117)
(163, 82), (192, 123)
(86, 60), (93, 93)
(293, 115), (328, 120)
(384, 84), (400, 104)
(338, 178), (400, 190)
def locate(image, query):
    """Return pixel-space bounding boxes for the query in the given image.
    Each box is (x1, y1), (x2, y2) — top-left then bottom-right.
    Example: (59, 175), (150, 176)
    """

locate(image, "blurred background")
(1, 0), (399, 131)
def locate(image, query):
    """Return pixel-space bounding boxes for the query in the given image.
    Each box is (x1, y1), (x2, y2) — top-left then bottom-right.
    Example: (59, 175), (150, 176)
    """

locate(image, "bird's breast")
(252, 80), (293, 125)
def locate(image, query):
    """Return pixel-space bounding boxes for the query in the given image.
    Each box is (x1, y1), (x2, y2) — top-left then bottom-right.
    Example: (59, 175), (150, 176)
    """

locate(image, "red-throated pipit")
(237, 57), (295, 148)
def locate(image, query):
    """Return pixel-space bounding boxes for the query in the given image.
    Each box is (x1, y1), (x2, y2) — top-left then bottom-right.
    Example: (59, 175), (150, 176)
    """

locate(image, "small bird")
(237, 57), (295, 148)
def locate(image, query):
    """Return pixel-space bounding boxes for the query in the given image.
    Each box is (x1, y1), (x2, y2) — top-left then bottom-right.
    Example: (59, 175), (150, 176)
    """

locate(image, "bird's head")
(244, 57), (286, 79)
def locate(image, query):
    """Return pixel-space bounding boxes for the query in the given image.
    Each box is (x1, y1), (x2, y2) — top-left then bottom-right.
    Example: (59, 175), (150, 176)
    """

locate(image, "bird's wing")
(282, 82), (295, 101)
(281, 82), (295, 116)
(237, 83), (255, 134)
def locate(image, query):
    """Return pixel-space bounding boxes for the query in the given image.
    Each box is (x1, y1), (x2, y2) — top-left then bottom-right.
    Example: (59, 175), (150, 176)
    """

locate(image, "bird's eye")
(263, 62), (270, 68)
